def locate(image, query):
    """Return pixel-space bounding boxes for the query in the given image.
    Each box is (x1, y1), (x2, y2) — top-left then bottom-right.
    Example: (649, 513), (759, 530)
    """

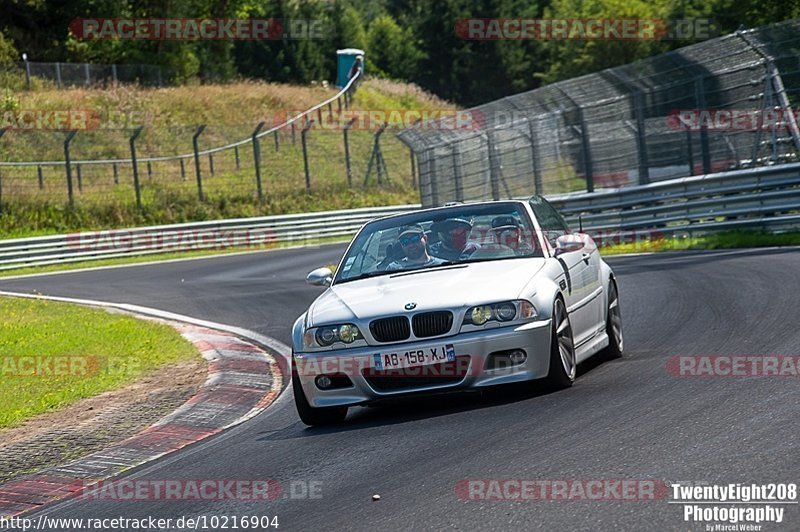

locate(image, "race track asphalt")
(1, 245), (798, 531)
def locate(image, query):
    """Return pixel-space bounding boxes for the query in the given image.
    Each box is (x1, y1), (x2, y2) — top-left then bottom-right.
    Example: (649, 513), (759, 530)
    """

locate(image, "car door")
(528, 196), (599, 347)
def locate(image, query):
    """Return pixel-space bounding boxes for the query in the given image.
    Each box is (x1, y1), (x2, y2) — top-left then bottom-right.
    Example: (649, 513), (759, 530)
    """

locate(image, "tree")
(366, 14), (422, 80)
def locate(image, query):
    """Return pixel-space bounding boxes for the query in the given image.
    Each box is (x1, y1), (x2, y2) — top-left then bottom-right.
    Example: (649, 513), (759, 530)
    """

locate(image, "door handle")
(581, 252), (591, 264)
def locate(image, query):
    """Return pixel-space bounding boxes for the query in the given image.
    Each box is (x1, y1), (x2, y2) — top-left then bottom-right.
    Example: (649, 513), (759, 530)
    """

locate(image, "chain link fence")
(15, 61), (164, 88)
(398, 20), (800, 208)
(0, 72), (418, 212)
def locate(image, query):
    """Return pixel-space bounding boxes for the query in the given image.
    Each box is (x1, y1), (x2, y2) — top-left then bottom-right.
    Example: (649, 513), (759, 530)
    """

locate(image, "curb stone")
(0, 318), (283, 518)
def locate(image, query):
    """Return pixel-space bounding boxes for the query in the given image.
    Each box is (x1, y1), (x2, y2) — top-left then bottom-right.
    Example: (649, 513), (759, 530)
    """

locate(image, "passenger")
(429, 218), (480, 261)
(385, 225), (447, 271)
(491, 216), (533, 255)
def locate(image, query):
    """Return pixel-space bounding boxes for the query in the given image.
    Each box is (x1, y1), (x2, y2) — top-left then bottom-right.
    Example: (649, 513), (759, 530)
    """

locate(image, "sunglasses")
(399, 234), (423, 246)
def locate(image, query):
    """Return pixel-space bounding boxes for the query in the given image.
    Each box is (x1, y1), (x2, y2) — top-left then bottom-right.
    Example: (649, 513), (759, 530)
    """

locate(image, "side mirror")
(306, 267), (333, 287)
(554, 234), (585, 256)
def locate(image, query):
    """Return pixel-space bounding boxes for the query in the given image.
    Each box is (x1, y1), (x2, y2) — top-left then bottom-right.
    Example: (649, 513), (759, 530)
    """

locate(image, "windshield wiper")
(337, 270), (394, 283)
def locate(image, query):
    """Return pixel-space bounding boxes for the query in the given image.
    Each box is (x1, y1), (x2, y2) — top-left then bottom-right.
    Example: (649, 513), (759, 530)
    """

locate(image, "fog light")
(508, 349), (527, 364)
(315, 375), (333, 390)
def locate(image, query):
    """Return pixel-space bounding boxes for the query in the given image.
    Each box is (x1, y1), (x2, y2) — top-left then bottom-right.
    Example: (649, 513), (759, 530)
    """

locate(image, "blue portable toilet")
(337, 48), (365, 88)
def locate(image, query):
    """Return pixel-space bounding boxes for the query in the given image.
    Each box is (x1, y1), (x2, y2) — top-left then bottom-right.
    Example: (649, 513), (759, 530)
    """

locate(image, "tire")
(603, 280), (624, 359)
(292, 370), (348, 426)
(544, 298), (576, 389)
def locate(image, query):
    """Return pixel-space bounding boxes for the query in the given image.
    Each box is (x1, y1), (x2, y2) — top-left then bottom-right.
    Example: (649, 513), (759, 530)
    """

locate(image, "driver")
(429, 218), (480, 261)
(385, 225), (446, 271)
(491, 215), (533, 255)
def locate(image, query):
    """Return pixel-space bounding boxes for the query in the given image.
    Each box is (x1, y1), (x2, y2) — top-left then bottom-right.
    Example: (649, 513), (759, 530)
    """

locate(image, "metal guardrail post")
(63, 129), (78, 207)
(129, 126), (144, 209)
(192, 125), (206, 201)
(302, 119), (314, 192)
(252, 122), (265, 201)
(694, 77), (712, 174)
(343, 118), (356, 187)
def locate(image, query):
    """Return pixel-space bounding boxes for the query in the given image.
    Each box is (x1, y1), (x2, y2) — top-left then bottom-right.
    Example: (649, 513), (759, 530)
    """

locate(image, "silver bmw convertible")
(291, 196), (623, 425)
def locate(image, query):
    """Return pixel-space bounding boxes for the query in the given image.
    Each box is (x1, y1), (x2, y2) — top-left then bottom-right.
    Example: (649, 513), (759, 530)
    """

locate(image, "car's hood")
(308, 258), (546, 326)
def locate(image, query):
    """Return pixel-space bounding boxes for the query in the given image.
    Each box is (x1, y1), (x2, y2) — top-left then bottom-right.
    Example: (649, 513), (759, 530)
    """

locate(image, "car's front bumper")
(294, 319), (553, 408)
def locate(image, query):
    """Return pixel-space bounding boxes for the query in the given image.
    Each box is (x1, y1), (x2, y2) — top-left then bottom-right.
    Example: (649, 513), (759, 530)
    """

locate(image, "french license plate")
(373, 344), (455, 371)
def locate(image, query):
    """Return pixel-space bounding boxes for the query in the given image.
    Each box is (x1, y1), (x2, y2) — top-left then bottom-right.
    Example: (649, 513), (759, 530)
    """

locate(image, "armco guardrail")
(0, 204), (419, 272)
(547, 161), (800, 237)
(1, 162), (798, 272)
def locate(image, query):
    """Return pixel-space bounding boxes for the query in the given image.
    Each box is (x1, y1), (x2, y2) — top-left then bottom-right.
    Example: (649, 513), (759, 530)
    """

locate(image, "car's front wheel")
(603, 280), (623, 359)
(543, 298), (576, 389)
(292, 369), (348, 426)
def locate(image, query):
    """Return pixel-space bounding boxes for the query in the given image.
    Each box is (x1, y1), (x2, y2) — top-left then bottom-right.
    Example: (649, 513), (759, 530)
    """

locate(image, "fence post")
(234, 146), (240, 169)
(38, 164), (44, 189)
(208, 153), (215, 176)
(527, 120), (543, 195)
(633, 91), (650, 185)
(84, 63), (90, 85)
(291, 122), (296, 144)
(55, 62), (62, 88)
(364, 123), (389, 186)
(577, 106), (594, 192)
(147, 161), (152, 180)
(694, 77), (712, 175)
(409, 148), (417, 188)
(63, 130), (78, 206)
(686, 130), (695, 175)
(24, 58), (31, 89)
(486, 133), (500, 201)
(129, 126), (144, 209)
(301, 119), (314, 192)
(111, 64), (118, 84)
(252, 122), (265, 201)
(343, 117), (356, 186)
(192, 125), (206, 201)
(180, 158), (186, 180)
(429, 149), (440, 206)
(0, 128), (6, 213)
(113, 162), (119, 184)
(76, 164), (82, 192)
(452, 145), (464, 201)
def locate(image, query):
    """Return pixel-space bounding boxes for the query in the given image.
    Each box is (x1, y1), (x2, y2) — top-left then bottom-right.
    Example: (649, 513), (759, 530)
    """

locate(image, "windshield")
(335, 203), (543, 283)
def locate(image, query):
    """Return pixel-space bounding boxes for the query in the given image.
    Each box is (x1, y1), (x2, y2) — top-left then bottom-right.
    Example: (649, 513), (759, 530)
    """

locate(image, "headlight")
(462, 300), (537, 327)
(305, 323), (363, 349)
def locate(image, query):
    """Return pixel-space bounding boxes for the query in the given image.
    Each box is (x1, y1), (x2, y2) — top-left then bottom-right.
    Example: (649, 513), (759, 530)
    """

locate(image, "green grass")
(0, 296), (199, 428)
(600, 230), (800, 255)
(0, 78), (449, 237)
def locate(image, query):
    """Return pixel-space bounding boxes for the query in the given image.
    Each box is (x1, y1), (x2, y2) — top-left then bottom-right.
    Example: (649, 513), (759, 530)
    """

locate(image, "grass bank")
(0, 296), (199, 428)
